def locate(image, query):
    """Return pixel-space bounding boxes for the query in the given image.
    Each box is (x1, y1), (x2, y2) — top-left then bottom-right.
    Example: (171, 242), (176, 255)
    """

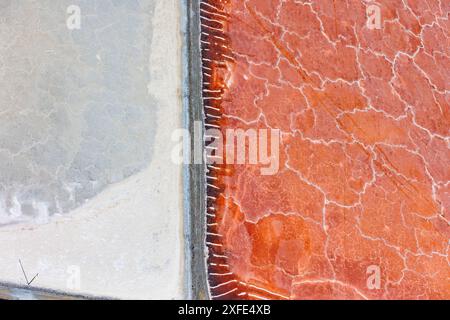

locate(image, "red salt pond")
(200, 0), (449, 299)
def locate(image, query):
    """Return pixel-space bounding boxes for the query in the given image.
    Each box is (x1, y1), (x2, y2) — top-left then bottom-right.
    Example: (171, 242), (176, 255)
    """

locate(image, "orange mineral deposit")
(200, 0), (449, 300)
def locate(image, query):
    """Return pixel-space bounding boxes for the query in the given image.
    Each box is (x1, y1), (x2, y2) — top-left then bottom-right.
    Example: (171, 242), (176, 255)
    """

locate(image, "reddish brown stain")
(201, 0), (450, 300)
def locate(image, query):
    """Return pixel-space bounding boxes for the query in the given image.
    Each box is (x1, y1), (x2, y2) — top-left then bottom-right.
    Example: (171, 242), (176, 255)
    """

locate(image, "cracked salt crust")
(202, 0), (449, 300)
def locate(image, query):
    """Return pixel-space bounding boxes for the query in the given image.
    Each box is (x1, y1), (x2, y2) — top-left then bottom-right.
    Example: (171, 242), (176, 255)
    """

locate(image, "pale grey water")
(0, 0), (157, 224)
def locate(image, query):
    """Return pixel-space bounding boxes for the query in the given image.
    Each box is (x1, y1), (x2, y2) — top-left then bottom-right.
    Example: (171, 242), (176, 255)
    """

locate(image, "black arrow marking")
(19, 259), (39, 286)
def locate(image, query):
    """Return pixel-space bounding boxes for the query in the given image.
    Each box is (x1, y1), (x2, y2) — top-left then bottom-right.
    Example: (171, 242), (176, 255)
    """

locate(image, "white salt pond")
(0, 0), (186, 299)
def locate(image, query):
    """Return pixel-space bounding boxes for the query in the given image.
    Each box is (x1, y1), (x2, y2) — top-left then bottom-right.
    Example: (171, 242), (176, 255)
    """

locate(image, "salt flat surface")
(0, 0), (185, 299)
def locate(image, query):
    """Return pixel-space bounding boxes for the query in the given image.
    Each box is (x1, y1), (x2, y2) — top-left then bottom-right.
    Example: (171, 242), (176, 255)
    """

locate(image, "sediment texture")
(0, 1), (156, 224)
(201, 0), (449, 300)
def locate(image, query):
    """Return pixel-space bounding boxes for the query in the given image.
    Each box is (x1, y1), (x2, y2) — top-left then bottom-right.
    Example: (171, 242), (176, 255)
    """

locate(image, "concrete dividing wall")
(0, 0), (185, 299)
